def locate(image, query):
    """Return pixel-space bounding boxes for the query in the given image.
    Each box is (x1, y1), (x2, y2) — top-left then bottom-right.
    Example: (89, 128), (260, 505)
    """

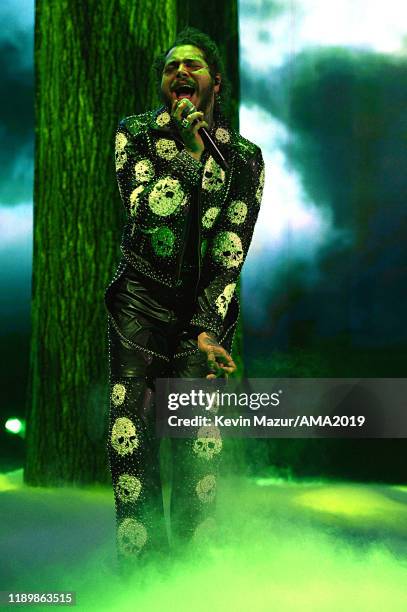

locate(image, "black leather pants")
(105, 265), (222, 570)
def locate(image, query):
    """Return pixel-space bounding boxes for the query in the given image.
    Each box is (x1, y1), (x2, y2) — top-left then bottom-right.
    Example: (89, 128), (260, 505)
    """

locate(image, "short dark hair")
(153, 27), (231, 117)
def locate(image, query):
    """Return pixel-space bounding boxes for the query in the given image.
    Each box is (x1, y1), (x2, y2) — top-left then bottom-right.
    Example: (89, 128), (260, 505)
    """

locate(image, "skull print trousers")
(105, 264), (227, 569)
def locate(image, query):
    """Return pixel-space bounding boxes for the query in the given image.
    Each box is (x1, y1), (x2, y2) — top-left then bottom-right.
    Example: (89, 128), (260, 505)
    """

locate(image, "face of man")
(160, 44), (221, 119)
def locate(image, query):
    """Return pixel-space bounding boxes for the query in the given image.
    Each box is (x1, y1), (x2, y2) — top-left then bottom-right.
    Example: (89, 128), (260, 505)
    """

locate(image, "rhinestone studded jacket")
(115, 105), (265, 339)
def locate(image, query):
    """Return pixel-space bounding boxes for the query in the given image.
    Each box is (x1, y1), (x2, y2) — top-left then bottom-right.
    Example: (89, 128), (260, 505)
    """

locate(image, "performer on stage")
(105, 27), (264, 572)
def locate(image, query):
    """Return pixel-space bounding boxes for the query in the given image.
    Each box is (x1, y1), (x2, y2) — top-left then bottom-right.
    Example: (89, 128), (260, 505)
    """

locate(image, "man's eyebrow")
(164, 57), (207, 65)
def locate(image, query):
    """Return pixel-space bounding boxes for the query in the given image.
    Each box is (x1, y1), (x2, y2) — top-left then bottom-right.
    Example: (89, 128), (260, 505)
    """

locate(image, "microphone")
(180, 102), (230, 172)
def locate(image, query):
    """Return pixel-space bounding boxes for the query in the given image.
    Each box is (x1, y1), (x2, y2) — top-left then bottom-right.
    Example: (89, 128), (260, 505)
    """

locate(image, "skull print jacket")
(114, 105), (265, 340)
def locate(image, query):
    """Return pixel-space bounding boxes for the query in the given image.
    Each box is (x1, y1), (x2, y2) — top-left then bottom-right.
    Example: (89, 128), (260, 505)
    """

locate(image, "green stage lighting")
(5, 418), (26, 437)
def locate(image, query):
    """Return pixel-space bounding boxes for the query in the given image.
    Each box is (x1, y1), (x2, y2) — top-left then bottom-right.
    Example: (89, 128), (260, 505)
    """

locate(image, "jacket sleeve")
(114, 119), (203, 219)
(189, 146), (265, 338)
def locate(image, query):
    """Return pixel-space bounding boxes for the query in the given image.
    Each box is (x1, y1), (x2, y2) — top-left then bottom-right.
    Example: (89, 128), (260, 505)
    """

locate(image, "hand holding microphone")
(171, 98), (229, 171)
(171, 98), (208, 162)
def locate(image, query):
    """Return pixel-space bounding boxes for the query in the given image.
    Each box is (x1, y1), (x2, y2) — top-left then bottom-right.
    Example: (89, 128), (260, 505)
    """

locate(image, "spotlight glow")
(5, 418), (25, 436)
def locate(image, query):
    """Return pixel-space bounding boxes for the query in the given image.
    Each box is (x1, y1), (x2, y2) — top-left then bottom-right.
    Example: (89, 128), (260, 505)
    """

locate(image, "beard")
(195, 83), (215, 115)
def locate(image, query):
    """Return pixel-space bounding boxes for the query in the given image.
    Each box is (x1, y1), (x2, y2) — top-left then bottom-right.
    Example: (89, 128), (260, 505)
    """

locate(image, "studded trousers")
(105, 265), (225, 569)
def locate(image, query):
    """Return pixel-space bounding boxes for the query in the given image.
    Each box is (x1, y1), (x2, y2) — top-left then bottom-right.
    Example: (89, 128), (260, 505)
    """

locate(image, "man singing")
(105, 27), (264, 571)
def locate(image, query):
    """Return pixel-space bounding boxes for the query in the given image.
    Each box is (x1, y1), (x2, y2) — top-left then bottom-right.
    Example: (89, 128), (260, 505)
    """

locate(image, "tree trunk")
(25, 0), (177, 486)
(25, 0), (241, 486)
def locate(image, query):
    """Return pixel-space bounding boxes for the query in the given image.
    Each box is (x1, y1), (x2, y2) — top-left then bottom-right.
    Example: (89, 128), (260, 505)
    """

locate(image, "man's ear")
(214, 73), (221, 93)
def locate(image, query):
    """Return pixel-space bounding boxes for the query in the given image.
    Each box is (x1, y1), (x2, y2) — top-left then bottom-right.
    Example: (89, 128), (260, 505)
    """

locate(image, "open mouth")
(172, 84), (196, 101)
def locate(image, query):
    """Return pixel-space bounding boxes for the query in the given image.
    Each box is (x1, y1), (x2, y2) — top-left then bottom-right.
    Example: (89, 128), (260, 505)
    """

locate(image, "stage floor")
(1, 470), (406, 611)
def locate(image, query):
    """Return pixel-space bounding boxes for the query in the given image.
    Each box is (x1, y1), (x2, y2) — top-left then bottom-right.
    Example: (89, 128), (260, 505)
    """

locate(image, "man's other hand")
(197, 331), (237, 379)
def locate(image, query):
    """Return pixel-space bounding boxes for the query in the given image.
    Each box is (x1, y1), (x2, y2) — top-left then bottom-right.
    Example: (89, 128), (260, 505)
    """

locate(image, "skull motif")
(115, 132), (128, 171)
(151, 226), (175, 257)
(134, 159), (155, 183)
(111, 417), (139, 457)
(156, 138), (178, 160)
(212, 232), (243, 269)
(148, 176), (185, 216)
(215, 127), (230, 144)
(117, 518), (147, 557)
(115, 474), (142, 503)
(202, 207), (221, 229)
(129, 185), (144, 216)
(227, 200), (247, 225)
(193, 425), (222, 460)
(195, 474), (216, 503)
(202, 156), (225, 192)
(256, 166), (265, 203)
(215, 283), (236, 318)
(156, 111), (171, 127)
(111, 383), (126, 406)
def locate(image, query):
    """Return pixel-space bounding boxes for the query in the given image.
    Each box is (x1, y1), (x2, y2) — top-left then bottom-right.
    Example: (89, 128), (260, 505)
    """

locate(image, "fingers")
(215, 349), (236, 370)
(183, 110), (202, 123)
(197, 334), (237, 378)
(206, 349), (224, 379)
(219, 364), (235, 374)
(172, 97), (194, 113)
(180, 111), (205, 132)
(206, 370), (229, 380)
(171, 98), (184, 114)
(191, 119), (208, 135)
(216, 357), (236, 376)
(206, 349), (217, 373)
(206, 347), (237, 379)
(171, 98), (194, 121)
(171, 99), (204, 132)
(180, 111), (206, 133)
